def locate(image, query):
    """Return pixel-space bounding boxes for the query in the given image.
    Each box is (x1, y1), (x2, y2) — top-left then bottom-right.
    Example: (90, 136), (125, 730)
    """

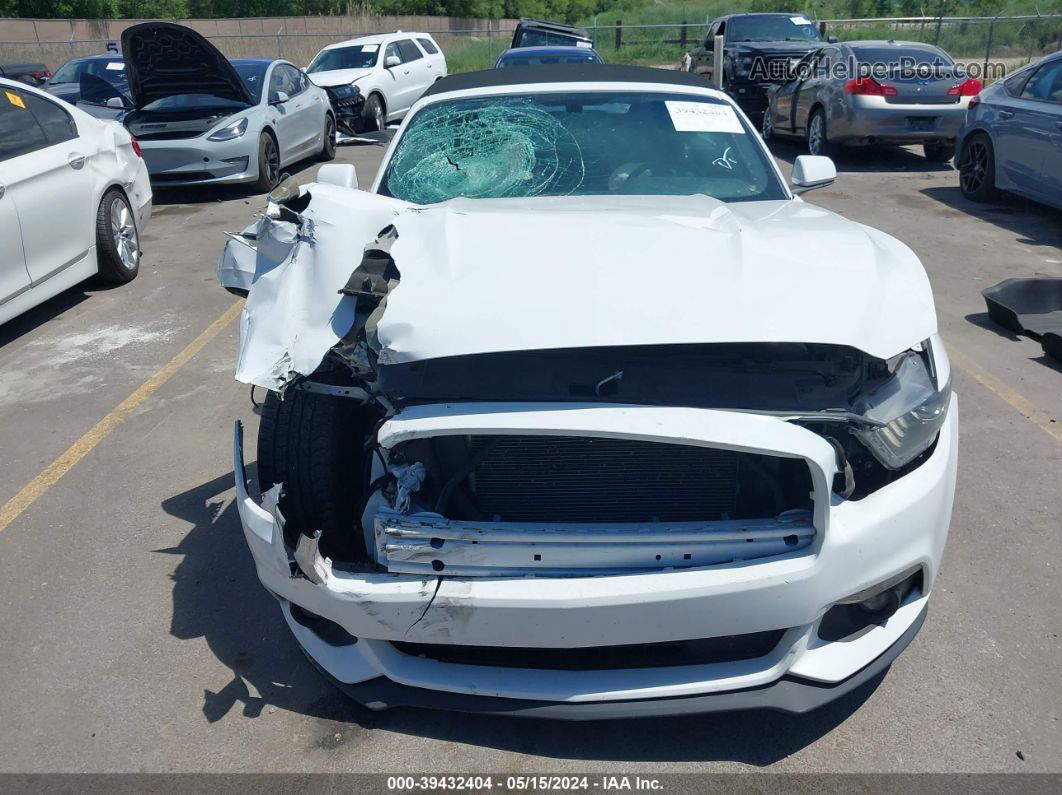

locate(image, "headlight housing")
(852, 336), (951, 470)
(208, 117), (249, 142)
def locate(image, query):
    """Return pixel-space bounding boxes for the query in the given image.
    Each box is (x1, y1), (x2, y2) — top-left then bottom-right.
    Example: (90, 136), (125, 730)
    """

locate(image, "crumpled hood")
(307, 68), (373, 88)
(221, 189), (937, 390)
(377, 194), (936, 364)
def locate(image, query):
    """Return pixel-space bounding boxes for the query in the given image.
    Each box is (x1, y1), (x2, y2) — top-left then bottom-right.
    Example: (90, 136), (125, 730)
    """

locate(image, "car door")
(416, 37), (446, 81)
(1017, 58), (1062, 198)
(772, 50), (817, 133)
(397, 40), (432, 105)
(0, 92), (34, 308)
(282, 65), (322, 159)
(989, 65), (1055, 195)
(0, 87), (94, 285)
(267, 63), (306, 165)
(382, 39), (421, 115)
(793, 48), (832, 134)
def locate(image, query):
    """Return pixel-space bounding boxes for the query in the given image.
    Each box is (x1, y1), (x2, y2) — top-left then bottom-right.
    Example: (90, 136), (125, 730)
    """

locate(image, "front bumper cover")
(234, 397), (957, 715)
(309, 605), (927, 719)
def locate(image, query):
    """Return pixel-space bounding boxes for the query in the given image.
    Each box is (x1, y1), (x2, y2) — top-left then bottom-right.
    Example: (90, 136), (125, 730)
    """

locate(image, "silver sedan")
(763, 40), (981, 162)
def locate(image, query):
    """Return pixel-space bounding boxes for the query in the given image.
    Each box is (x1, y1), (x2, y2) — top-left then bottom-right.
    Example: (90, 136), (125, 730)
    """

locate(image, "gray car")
(763, 40), (981, 162)
(955, 49), (1062, 210)
(118, 22), (336, 191)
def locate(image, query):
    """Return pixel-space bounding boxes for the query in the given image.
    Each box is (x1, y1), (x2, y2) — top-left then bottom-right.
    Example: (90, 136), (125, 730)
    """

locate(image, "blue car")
(494, 45), (603, 69)
(955, 49), (1062, 210)
(45, 54), (128, 107)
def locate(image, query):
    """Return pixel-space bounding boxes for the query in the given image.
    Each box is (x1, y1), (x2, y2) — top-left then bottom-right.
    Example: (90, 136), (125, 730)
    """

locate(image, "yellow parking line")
(948, 346), (1062, 445)
(0, 300), (243, 536)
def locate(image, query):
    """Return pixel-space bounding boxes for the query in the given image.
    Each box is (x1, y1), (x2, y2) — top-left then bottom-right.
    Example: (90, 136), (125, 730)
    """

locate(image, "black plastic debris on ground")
(982, 277), (1062, 364)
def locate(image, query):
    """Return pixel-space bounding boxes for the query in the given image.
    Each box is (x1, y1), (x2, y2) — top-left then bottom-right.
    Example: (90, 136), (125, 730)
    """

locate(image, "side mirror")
(791, 155), (836, 194)
(270, 90), (289, 105)
(316, 163), (359, 190)
(105, 96), (125, 109)
(384, 54), (401, 68)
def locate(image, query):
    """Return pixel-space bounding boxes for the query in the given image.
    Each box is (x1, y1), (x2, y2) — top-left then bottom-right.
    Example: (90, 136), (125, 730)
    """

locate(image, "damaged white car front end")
(220, 71), (957, 718)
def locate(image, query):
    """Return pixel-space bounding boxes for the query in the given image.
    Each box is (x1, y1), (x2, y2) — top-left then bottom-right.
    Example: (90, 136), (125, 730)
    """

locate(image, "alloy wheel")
(960, 141), (988, 193)
(110, 197), (138, 271)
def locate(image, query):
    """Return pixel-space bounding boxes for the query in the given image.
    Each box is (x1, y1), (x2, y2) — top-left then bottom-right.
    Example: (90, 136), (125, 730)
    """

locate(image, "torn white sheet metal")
(375, 509), (815, 576)
(228, 184), (936, 390)
(224, 184), (408, 389)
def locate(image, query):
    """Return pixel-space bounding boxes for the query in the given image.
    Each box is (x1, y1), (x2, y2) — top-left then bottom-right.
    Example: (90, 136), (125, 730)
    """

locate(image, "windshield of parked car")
(50, 58), (125, 85)
(234, 61), (268, 102)
(307, 44), (380, 73)
(727, 15), (822, 42)
(515, 30), (590, 47)
(498, 52), (602, 67)
(379, 91), (786, 204)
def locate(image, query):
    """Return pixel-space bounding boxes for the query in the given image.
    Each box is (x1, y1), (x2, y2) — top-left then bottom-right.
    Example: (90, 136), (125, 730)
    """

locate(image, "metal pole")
(713, 34), (724, 89)
(983, 15), (997, 79)
(488, 19), (493, 63)
(934, 0), (946, 44)
(615, 20), (622, 51)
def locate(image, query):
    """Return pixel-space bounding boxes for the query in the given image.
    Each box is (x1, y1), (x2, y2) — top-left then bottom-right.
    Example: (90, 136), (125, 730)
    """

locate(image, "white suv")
(306, 32), (446, 133)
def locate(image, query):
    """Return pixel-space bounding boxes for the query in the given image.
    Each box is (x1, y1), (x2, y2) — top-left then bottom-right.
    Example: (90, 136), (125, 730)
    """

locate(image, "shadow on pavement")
(0, 289), (91, 350)
(161, 472), (886, 764)
(921, 186), (1062, 248)
(767, 139), (953, 173)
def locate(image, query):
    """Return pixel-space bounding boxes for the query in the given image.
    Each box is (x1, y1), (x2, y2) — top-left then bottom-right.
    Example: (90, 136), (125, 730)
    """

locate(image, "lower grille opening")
(395, 434), (814, 522)
(390, 630), (786, 670)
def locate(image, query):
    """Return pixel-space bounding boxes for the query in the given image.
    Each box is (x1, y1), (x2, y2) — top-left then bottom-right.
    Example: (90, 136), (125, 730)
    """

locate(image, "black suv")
(686, 13), (830, 117)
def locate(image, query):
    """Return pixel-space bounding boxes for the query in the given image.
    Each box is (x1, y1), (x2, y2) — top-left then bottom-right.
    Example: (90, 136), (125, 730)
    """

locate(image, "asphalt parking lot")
(0, 137), (1060, 775)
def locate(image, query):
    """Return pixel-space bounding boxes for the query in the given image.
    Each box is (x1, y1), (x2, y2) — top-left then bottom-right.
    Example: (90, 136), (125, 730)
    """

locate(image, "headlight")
(852, 336), (951, 470)
(208, 117), (249, 142)
(736, 56), (755, 75)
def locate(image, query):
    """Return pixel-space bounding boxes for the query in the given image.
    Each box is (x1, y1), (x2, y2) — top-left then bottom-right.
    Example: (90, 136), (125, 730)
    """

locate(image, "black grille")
(391, 630), (785, 670)
(469, 435), (739, 522)
(133, 130), (202, 140)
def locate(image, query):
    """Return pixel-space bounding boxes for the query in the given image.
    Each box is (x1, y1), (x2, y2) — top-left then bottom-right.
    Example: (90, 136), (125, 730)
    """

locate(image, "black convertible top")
(423, 64), (713, 98)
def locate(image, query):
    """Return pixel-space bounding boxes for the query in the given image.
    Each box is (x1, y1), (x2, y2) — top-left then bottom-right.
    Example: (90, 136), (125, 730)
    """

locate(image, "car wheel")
(255, 132), (280, 193)
(762, 108), (775, 141)
(959, 133), (999, 202)
(95, 188), (139, 283)
(318, 114), (337, 162)
(257, 388), (375, 561)
(807, 109), (834, 158)
(362, 94), (385, 133)
(923, 142), (955, 163)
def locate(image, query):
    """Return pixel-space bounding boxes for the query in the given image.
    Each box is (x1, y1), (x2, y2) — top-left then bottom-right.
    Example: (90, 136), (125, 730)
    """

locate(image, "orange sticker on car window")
(4, 91), (25, 108)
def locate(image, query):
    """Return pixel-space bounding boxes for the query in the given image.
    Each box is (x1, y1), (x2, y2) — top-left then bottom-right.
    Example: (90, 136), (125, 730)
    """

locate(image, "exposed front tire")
(807, 108), (835, 158)
(362, 94), (386, 133)
(959, 133), (999, 202)
(254, 132), (280, 193)
(923, 142), (955, 163)
(95, 188), (140, 283)
(257, 388), (375, 560)
(318, 114), (337, 162)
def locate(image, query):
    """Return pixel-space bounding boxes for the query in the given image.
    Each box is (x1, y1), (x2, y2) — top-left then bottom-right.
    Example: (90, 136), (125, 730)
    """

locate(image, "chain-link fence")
(1, 14), (1059, 75)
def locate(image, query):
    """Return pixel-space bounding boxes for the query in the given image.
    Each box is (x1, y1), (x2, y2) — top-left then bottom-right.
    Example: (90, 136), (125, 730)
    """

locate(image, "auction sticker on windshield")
(665, 101), (743, 133)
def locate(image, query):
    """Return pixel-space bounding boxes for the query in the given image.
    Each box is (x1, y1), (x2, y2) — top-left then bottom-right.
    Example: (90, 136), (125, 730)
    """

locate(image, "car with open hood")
(117, 22), (336, 190)
(306, 32), (446, 134)
(217, 65), (957, 719)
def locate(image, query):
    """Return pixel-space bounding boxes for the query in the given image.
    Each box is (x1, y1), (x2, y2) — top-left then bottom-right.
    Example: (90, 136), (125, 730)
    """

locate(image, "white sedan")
(306, 32), (446, 132)
(220, 66), (956, 718)
(0, 77), (151, 327)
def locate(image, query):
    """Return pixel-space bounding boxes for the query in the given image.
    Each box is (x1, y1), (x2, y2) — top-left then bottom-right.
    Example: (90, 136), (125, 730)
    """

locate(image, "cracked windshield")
(379, 91), (787, 204)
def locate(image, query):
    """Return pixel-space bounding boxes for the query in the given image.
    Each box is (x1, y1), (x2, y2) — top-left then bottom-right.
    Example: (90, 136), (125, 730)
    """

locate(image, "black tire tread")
(95, 187), (138, 283)
(258, 389), (368, 559)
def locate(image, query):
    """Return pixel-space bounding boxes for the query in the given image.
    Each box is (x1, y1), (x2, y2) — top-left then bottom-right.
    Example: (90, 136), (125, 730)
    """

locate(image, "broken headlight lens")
(208, 117), (249, 142)
(852, 338), (951, 470)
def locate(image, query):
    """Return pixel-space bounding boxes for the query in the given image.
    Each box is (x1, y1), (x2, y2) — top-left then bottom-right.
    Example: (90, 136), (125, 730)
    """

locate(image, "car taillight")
(845, 76), (898, 96)
(130, 135), (142, 158)
(947, 78), (982, 97)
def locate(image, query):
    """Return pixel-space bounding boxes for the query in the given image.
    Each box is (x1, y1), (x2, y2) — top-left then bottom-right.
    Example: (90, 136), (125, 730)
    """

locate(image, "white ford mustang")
(219, 65), (957, 719)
